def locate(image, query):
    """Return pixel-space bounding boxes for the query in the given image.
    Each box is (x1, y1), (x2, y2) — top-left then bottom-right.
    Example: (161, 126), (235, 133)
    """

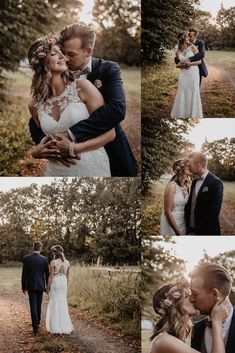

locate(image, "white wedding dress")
(171, 45), (203, 118)
(36, 80), (111, 176)
(46, 258), (73, 334)
(160, 183), (189, 235)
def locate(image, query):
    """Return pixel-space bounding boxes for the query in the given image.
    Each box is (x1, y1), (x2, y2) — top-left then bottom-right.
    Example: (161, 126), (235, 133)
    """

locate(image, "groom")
(21, 241), (49, 335)
(175, 28), (208, 85)
(189, 263), (235, 353)
(185, 152), (223, 235)
(29, 22), (138, 177)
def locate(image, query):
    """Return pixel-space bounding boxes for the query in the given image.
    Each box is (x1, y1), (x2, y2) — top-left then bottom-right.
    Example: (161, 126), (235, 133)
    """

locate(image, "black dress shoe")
(33, 327), (38, 335)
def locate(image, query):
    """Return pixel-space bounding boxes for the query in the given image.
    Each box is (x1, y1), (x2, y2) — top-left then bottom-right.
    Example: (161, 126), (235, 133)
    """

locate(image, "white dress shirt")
(195, 169), (209, 198)
(68, 57), (92, 142)
(205, 306), (233, 353)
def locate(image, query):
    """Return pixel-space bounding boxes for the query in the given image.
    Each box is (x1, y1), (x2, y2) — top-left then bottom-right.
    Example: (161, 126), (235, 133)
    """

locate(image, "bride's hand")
(211, 297), (230, 326)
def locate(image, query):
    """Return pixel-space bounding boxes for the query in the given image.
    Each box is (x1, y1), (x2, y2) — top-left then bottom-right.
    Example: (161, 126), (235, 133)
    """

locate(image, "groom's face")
(188, 31), (196, 43)
(188, 158), (201, 176)
(190, 277), (215, 315)
(62, 37), (92, 71)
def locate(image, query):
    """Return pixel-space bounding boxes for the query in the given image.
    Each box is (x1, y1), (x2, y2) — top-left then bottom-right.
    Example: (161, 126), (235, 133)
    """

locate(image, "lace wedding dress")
(46, 258), (73, 334)
(36, 80), (111, 176)
(160, 183), (189, 235)
(150, 332), (191, 352)
(171, 45), (203, 118)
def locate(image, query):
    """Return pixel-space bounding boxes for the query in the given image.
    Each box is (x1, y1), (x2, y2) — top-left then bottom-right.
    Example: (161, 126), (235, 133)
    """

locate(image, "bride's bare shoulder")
(165, 180), (176, 193)
(151, 333), (197, 353)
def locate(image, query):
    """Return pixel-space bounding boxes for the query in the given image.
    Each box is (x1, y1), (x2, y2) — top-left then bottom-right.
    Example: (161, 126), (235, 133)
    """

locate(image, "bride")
(150, 281), (230, 353)
(160, 159), (191, 235)
(28, 34), (114, 176)
(171, 32), (203, 119)
(46, 245), (73, 334)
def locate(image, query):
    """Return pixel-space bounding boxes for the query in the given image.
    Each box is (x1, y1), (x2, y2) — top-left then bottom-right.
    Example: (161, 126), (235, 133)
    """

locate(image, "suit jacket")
(191, 309), (235, 353)
(185, 172), (223, 235)
(174, 39), (208, 78)
(29, 57), (138, 177)
(21, 253), (49, 291)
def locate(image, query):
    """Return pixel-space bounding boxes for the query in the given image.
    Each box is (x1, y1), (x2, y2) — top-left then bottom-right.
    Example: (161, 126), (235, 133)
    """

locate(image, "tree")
(0, 178), (140, 264)
(142, 117), (197, 193)
(142, 0), (200, 65)
(201, 138), (235, 180)
(0, 0), (82, 87)
(92, 0), (140, 65)
(142, 235), (186, 318)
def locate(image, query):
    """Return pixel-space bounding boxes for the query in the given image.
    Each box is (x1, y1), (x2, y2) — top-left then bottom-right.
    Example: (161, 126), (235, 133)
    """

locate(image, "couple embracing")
(160, 152), (223, 235)
(22, 241), (73, 335)
(28, 23), (137, 177)
(150, 263), (235, 353)
(171, 28), (208, 119)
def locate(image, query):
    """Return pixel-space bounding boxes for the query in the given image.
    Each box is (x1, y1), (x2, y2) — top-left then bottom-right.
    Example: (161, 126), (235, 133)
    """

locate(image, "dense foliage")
(0, 178), (141, 265)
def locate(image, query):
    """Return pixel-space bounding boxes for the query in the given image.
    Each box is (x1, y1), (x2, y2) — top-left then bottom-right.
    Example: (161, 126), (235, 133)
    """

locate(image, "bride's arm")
(48, 261), (55, 290)
(164, 182), (184, 235)
(210, 299), (230, 353)
(28, 99), (40, 128)
(151, 334), (199, 353)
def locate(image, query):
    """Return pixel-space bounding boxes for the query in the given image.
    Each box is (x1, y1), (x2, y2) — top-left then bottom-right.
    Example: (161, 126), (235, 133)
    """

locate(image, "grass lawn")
(0, 267), (22, 289)
(223, 181), (235, 209)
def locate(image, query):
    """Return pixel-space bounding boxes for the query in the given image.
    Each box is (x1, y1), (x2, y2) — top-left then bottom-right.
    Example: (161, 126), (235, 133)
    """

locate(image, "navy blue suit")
(29, 57), (138, 177)
(22, 253), (49, 331)
(191, 309), (235, 353)
(175, 39), (208, 84)
(185, 172), (223, 235)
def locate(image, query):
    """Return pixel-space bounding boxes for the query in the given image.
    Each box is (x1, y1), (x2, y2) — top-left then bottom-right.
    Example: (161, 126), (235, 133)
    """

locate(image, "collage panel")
(142, 236), (235, 353)
(142, 118), (235, 236)
(0, 177), (141, 352)
(142, 0), (235, 119)
(0, 1), (140, 178)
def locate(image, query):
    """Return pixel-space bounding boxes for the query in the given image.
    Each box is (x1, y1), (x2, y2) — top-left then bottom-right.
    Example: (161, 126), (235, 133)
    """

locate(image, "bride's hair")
(28, 34), (74, 103)
(170, 159), (190, 187)
(177, 31), (189, 51)
(150, 281), (192, 342)
(51, 245), (65, 262)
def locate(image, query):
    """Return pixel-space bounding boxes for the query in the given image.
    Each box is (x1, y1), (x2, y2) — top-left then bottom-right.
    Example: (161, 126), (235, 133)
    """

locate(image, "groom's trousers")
(28, 291), (43, 331)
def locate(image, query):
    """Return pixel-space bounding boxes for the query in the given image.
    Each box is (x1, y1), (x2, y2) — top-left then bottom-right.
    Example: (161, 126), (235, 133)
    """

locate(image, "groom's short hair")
(189, 28), (198, 36)
(189, 263), (232, 296)
(60, 23), (96, 49)
(189, 152), (207, 168)
(33, 241), (42, 252)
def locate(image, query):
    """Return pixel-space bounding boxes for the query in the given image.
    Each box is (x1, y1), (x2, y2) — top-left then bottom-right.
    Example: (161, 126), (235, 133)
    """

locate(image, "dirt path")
(0, 289), (140, 353)
(220, 201), (235, 235)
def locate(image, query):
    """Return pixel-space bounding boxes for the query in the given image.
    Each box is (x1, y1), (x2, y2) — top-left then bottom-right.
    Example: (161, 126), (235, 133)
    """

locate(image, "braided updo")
(170, 159), (191, 187)
(51, 245), (65, 262)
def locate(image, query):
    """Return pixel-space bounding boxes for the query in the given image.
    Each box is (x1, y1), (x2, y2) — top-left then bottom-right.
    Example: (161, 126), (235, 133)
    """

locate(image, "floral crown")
(157, 282), (189, 316)
(29, 34), (60, 66)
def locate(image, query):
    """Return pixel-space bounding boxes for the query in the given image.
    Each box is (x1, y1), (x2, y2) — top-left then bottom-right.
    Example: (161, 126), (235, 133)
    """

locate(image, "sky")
(80, 0), (94, 23)
(200, 0), (235, 18)
(0, 177), (59, 192)
(159, 237), (235, 276)
(186, 119), (235, 150)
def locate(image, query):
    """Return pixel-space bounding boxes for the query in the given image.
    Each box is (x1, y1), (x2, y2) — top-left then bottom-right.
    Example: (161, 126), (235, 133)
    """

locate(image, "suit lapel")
(192, 319), (206, 350)
(197, 172), (211, 198)
(226, 309), (235, 353)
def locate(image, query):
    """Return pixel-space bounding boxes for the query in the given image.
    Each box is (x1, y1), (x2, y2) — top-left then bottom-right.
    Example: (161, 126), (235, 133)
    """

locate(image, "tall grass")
(68, 264), (141, 338)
